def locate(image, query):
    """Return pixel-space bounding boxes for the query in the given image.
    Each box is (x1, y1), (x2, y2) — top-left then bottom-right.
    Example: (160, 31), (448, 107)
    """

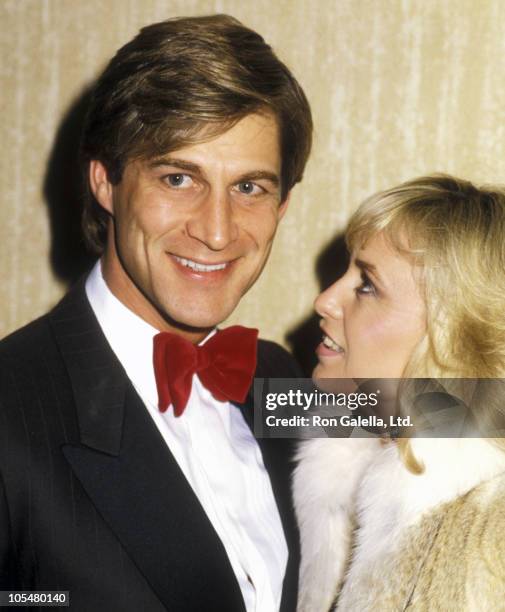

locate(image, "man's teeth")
(323, 335), (344, 353)
(174, 256), (228, 272)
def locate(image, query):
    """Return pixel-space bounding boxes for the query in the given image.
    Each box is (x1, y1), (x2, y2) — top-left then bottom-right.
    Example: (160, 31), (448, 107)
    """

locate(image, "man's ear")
(278, 190), (292, 221)
(89, 160), (114, 214)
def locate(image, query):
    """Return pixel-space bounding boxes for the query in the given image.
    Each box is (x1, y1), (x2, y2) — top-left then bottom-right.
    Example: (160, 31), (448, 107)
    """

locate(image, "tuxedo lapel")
(49, 284), (245, 612)
(49, 279), (127, 456)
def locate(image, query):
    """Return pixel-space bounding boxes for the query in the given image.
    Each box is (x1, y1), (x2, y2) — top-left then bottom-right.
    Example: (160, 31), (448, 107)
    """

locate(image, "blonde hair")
(346, 174), (505, 469)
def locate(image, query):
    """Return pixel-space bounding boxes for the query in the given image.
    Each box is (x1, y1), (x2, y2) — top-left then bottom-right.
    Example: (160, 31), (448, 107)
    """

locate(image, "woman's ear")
(89, 160), (114, 214)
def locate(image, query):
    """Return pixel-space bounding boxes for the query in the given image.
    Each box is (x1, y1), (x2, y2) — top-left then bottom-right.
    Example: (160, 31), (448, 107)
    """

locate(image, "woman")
(293, 174), (505, 611)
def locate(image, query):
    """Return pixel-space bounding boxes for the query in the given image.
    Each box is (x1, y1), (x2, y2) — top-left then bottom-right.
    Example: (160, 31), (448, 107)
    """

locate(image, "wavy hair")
(345, 174), (505, 469)
(80, 14), (312, 253)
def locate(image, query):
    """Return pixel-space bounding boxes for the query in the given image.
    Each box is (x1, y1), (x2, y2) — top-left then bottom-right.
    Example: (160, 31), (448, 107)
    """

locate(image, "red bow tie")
(153, 326), (258, 416)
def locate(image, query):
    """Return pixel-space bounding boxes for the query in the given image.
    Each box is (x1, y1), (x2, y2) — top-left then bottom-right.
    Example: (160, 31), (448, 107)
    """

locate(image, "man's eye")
(236, 181), (263, 195)
(164, 173), (193, 188)
(356, 272), (376, 296)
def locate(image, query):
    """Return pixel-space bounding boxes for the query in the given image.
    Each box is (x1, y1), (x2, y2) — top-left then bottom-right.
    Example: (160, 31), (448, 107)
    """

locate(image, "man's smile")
(172, 255), (231, 272)
(168, 253), (239, 282)
(96, 111), (286, 336)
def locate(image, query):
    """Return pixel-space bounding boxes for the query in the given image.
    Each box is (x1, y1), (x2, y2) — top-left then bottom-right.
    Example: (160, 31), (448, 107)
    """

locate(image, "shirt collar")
(85, 260), (217, 407)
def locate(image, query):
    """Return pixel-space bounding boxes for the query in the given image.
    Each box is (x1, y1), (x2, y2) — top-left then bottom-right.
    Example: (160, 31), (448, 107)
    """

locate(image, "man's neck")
(100, 254), (212, 344)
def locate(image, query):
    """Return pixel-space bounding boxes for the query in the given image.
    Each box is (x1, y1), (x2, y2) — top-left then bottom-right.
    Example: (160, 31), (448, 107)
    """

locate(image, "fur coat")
(293, 437), (505, 611)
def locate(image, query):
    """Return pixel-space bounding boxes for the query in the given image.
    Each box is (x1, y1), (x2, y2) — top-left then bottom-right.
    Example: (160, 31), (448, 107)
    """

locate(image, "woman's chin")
(312, 363), (358, 394)
(312, 361), (334, 380)
(312, 356), (347, 379)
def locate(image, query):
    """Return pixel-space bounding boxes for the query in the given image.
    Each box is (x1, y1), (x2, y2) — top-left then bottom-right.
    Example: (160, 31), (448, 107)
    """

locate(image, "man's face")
(91, 112), (288, 339)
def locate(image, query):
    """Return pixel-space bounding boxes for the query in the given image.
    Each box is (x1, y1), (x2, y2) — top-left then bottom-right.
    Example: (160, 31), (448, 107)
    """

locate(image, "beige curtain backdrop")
(2, 0), (505, 358)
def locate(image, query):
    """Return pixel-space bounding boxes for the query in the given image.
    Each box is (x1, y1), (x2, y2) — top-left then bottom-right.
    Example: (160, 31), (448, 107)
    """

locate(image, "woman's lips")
(316, 341), (345, 358)
(316, 331), (345, 358)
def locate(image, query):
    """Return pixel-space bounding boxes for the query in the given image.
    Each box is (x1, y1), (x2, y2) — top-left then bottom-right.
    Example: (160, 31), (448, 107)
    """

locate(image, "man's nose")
(314, 279), (345, 320)
(186, 190), (239, 250)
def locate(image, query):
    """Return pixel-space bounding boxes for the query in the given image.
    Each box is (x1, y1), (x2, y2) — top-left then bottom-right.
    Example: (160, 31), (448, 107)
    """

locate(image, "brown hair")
(80, 14), (313, 253)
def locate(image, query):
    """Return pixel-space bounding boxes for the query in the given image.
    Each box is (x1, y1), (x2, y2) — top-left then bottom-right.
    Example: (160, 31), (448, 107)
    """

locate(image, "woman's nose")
(314, 279), (345, 320)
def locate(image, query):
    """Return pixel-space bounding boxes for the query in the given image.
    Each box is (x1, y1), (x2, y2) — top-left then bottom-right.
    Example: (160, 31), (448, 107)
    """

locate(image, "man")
(0, 14), (312, 612)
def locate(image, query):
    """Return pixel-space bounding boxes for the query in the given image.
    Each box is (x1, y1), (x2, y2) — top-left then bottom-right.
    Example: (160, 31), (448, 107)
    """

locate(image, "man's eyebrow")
(354, 258), (384, 285)
(148, 157), (202, 173)
(235, 171), (280, 187)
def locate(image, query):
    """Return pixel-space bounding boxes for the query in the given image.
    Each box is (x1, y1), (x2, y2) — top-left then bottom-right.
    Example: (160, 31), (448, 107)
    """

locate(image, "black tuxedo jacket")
(0, 282), (300, 612)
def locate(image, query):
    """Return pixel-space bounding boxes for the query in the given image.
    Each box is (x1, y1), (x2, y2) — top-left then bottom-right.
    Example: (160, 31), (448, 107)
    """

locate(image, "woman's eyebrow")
(354, 258), (385, 286)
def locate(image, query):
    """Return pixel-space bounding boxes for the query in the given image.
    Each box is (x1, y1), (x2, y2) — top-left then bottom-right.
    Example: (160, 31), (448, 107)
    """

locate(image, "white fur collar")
(293, 437), (505, 612)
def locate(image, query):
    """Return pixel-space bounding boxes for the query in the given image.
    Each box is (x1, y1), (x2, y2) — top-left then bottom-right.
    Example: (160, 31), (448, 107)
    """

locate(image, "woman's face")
(313, 231), (426, 380)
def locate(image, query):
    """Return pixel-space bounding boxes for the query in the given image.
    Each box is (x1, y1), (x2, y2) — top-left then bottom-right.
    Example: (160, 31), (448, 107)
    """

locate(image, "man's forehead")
(140, 113), (281, 167)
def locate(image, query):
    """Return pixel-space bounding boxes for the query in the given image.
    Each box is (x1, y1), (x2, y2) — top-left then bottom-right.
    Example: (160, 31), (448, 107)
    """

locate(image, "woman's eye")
(356, 272), (376, 296)
(164, 173), (193, 188)
(236, 181), (263, 196)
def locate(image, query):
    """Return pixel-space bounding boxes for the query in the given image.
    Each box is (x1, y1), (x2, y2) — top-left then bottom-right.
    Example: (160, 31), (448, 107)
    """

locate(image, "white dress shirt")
(85, 261), (288, 612)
